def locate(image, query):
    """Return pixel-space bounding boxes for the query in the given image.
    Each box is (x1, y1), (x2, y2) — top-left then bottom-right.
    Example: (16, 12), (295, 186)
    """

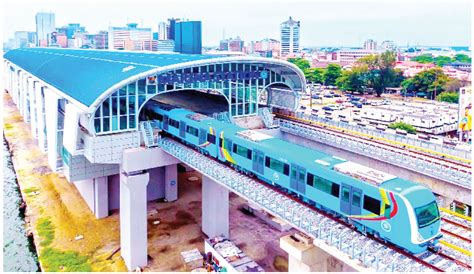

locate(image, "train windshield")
(415, 201), (440, 228)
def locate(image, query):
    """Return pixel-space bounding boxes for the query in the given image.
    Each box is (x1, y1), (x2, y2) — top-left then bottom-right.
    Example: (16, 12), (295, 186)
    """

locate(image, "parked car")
(300, 105), (307, 110)
(323, 94), (334, 98)
(352, 102), (363, 108)
(322, 105), (335, 111)
(333, 93), (342, 97)
(343, 102), (354, 108)
(312, 94), (322, 99)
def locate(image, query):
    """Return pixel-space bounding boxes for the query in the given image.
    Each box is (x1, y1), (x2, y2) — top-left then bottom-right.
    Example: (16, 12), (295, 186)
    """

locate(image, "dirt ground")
(3, 91), (290, 272)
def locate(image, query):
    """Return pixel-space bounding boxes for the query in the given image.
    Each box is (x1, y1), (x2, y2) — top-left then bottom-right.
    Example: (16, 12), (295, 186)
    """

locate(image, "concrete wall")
(83, 131), (140, 164)
(74, 178), (95, 211)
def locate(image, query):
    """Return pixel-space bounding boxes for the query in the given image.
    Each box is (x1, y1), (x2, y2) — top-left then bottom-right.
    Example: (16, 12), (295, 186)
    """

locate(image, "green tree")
(288, 57), (311, 72)
(411, 54), (434, 63)
(304, 68), (325, 84)
(436, 92), (459, 103)
(357, 51), (401, 96)
(388, 122), (417, 134)
(433, 56), (452, 67)
(335, 65), (368, 93)
(323, 64), (342, 86)
(401, 68), (450, 99)
(454, 54), (471, 63)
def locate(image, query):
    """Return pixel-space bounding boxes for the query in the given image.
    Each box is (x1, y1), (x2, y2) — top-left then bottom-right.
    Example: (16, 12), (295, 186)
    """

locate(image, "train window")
(342, 187), (350, 203)
(352, 192), (361, 207)
(207, 134), (216, 144)
(306, 173), (314, 187)
(331, 183), (340, 198)
(219, 138), (224, 147)
(363, 195), (381, 215)
(169, 119), (179, 128)
(186, 126), (199, 137)
(233, 144), (252, 159)
(265, 157), (289, 176)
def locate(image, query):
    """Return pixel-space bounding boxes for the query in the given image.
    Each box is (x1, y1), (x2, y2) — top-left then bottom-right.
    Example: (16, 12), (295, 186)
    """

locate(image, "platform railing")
(279, 119), (472, 189)
(155, 137), (460, 272)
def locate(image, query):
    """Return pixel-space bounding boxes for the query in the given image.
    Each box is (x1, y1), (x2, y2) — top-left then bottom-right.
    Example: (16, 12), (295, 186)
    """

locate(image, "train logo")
(381, 220), (391, 232)
(272, 172), (280, 181)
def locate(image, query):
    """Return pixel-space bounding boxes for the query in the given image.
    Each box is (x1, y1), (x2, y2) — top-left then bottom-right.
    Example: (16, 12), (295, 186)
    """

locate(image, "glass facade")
(92, 62), (296, 135)
(174, 21), (202, 54)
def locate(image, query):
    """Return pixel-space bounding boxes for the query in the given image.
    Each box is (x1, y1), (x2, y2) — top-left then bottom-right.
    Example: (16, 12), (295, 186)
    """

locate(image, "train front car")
(381, 179), (442, 254)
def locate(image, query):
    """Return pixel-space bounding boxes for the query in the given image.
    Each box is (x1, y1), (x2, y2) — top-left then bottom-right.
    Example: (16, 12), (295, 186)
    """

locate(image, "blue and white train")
(143, 101), (442, 254)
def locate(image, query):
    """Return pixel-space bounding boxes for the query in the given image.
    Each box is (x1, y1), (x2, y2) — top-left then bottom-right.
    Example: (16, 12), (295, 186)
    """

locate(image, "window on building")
(363, 195), (381, 215)
(265, 157), (289, 175)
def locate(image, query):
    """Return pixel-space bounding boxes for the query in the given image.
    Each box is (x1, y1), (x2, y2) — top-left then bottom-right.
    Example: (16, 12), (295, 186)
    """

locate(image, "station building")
(3, 48), (305, 270)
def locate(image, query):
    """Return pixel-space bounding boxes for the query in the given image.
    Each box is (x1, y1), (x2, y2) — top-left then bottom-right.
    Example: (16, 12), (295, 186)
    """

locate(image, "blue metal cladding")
(3, 48), (219, 107)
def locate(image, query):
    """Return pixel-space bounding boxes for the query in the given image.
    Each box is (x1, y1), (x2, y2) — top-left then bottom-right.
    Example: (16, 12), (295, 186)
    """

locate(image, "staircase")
(139, 121), (159, 148)
(258, 107), (279, 129)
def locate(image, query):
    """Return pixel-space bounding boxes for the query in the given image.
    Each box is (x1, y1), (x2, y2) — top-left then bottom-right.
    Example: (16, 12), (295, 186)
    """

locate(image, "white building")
(108, 23), (152, 51)
(280, 17), (300, 56)
(35, 12), (55, 46)
(380, 40), (396, 51)
(158, 22), (168, 40)
(363, 39), (377, 51)
(336, 49), (380, 63)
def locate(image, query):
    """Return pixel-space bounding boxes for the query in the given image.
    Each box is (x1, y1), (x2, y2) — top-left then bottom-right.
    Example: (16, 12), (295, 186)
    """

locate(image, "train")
(143, 100), (442, 254)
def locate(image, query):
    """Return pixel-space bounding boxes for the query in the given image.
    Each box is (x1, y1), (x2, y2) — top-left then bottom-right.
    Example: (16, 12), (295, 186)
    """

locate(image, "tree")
(437, 92), (459, 103)
(323, 64), (342, 86)
(357, 51), (400, 96)
(443, 78), (463, 92)
(304, 68), (325, 84)
(388, 122), (417, 134)
(454, 54), (471, 63)
(401, 68), (450, 99)
(411, 54), (433, 64)
(335, 65), (368, 93)
(288, 57), (311, 72)
(433, 56), (452, 67)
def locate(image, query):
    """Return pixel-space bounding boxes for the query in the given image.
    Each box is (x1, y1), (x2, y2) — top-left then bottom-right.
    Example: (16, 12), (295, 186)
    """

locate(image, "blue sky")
(3, 0), (472, 47)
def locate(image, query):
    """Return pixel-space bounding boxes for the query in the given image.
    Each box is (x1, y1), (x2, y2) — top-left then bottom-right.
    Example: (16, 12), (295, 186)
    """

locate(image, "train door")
(163, 115), (169, 131)
(340, 184), (362, 216)
(179, 121), (186, 138)
(199, 128), (207, 145)
(252, 150), (264, 174)
(290, 164), (306, 195)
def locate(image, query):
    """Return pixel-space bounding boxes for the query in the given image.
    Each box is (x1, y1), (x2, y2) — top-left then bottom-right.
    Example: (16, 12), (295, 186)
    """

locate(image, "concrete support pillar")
(29, 80), (38, 138)
(280, 235), (357, 272)
(18, 73), (24, 114)
(120, 171), (149, 270)
(94, 177), (109, 219)
(22, 75), (29, 119)
(24, 77), (31, 123)
(45, 89), (60, 170)
(35, 85), (47, 152)
(202, 176), (229, 238)
(164, 164), (178, 202)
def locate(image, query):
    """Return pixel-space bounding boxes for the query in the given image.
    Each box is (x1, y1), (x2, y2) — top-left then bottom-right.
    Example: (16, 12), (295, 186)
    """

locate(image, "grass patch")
(24, 186), (39, 194)
(37, 218), (55, 247)
(40, 247), (92, 272)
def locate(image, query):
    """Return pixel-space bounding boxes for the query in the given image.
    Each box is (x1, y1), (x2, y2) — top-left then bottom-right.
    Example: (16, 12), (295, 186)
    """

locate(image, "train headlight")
(417, 232), (425, 242)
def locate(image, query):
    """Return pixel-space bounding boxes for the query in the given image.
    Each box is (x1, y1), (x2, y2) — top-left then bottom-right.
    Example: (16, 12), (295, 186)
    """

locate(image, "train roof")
(165, 108), (421, 193)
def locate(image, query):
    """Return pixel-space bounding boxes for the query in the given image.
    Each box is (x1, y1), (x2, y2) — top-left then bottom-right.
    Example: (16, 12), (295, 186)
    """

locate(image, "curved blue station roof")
(3, 48), (222, 107)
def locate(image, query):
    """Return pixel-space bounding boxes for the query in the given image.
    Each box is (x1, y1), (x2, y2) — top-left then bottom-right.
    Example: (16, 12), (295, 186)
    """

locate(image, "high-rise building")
(167, 18), (180, 41)
(56, 23), (86, 39)
(108, 23), (152, 51)
(158, 22), (168, 40)
(155, 40), (175, 52)
(174, 21), (202, 54)
(14, 31), (36, 48)
(364, 39), (377, 51)
(35, 12), (56, 46)
(280, 17), (300, 56)
(219, 37), (244, 52)
(380, 40), (396, 51)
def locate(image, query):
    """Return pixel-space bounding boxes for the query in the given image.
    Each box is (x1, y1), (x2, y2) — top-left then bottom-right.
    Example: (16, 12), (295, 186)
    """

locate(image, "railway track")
(276, 113), (471, 170)
(438, 208), (472, 265)
(158, 136), (471, 272)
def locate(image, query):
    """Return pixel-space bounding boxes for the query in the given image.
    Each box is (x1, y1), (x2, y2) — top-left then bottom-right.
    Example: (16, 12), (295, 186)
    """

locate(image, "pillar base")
(202, 176), (229, 238)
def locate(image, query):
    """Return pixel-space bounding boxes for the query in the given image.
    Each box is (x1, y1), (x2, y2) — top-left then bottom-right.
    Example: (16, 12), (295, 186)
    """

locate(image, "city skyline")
(3, 0), (472, 48)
